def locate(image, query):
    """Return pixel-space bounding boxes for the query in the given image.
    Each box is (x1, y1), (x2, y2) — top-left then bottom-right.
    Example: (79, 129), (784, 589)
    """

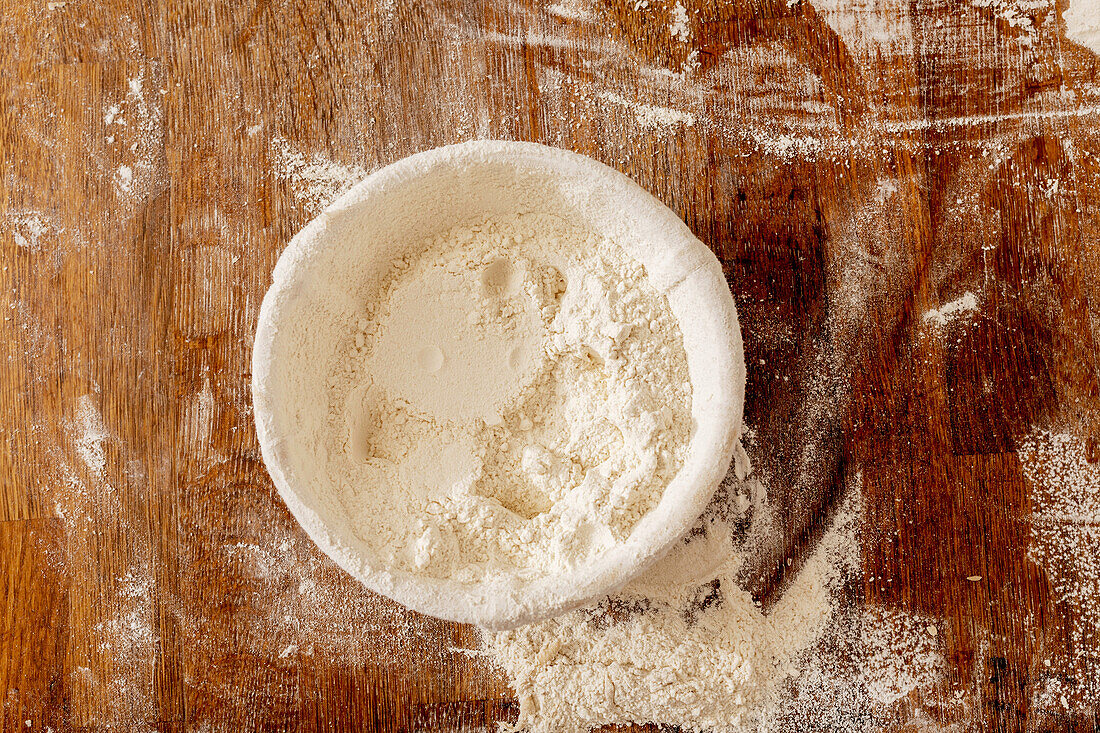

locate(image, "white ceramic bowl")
(252, 141), (745, 630)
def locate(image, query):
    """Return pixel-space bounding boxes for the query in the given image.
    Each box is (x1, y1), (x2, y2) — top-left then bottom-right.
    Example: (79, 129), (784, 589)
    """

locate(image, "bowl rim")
(251, 140), (745, 630)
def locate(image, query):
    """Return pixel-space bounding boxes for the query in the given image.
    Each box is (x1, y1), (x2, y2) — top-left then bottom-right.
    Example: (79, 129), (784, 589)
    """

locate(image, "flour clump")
(330, 213), (693, 583)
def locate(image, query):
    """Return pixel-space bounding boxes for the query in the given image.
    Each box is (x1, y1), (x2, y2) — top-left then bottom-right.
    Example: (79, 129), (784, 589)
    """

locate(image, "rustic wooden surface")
(2, 0), (1100, 730)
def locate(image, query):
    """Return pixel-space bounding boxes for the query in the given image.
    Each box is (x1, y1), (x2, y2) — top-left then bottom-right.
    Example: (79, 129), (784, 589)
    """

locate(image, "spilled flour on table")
(483, 462), (865, 732)
(1020, 428), (1100, 709)
(271, 136), (371, 215)
(482, 461), (960, 731)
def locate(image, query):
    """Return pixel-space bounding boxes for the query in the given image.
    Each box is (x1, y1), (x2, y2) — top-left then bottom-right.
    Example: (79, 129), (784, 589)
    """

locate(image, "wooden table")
(2, 0), (1099, 729)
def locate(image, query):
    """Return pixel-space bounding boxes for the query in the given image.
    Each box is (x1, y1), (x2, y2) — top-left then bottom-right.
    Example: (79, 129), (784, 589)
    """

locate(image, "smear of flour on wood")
(1064, 0), (1100, 54)
(461, 0), (1090, 158)
(72, 394), (110, 477)
(176, 527), (457, 673)
(1019, 428), (1100, 709)
(481, 29), (582, 50)
(772, 602), (952, 731)
(883, 105), (1100, 135)
(91, 570), (156, 716)
(697, 40), (846, 158)
(596, 90), (696, 129)
(968, 0), (1052, 35)
(805, 0), (912, 55)
(547, 0), (593, 20)
(183, 377), (215, 451)
(669, 1), (690, 42)
(270, 136), (370, 214)
(922, 291), (979, 329)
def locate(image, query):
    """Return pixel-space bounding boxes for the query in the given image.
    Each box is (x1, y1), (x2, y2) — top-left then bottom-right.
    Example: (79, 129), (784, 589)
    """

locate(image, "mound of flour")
(329, 213), (692, 583)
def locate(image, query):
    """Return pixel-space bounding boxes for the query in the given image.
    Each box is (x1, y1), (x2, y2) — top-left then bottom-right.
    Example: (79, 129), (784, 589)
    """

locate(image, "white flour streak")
(271, 136), (370, 214)
(922, 291), (979, 329)
(883, 104), (1100, 132)
(1064, 0), (1100, 54)
(597, 91), (696, 129)
(750, 131), (826, 159)
(482, 29), (587, 51)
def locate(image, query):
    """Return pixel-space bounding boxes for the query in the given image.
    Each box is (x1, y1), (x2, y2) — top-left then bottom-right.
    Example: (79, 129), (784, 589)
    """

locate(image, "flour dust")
(1020, 428), (1100, 710)
(270, 136), (371, 215)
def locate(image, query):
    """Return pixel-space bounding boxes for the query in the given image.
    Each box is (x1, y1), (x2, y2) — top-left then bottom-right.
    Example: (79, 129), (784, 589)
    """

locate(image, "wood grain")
(2, 0), (1100, 729)
(0, 521), (67, 732)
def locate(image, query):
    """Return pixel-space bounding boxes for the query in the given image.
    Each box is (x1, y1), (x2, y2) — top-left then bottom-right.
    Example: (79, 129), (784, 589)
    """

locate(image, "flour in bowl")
(329, 213), (692, 583)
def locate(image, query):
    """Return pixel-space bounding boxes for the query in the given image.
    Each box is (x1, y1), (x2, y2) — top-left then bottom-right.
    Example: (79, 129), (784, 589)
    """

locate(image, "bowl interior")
(254, 142), (744, 629)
